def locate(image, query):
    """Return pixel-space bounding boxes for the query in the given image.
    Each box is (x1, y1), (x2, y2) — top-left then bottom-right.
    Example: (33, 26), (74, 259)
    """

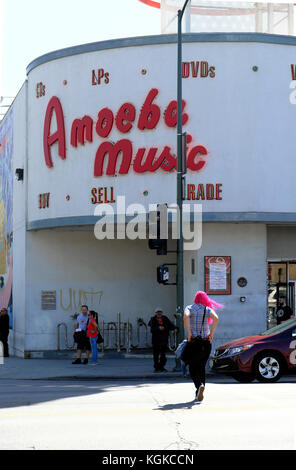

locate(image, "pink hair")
(194, 291), (224, 324)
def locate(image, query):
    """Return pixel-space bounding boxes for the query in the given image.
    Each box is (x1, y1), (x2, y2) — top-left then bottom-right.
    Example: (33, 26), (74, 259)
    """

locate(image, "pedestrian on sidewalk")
(276, 296), (293, 325)
(72, 305), (91, 364)
(87, 310), (99, 365)
(0, 308), (10, 357)
(148, 307), (177, 372)
(183, 291), (222, 403)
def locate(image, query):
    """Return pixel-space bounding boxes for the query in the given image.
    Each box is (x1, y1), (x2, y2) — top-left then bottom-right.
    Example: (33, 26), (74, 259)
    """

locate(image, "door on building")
(268, 262), (296, 328)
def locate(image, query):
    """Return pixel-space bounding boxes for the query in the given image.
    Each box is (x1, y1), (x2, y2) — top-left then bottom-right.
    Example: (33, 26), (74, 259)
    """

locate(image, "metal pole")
(267, 3), (274, 34)
(175, 0), (190, 371)
(117, 312), (121, 352)
(288, 3), (294, 36)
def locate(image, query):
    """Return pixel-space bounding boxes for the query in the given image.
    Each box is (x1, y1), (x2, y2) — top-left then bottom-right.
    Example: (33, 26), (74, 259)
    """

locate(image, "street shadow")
(154, 399), (201, 411)
(0, 379), (156, 409)
(0, 371), (295, 410)
(0, 376), (189, 410)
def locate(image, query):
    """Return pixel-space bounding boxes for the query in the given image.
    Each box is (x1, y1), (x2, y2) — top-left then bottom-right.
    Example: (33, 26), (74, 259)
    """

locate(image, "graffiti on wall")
(0, 110), (13, 327)
(60, 288), (103, 311)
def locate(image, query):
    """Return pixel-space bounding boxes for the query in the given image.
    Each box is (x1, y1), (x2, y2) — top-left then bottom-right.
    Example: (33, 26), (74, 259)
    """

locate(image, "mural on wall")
(0, 110), (13, 326)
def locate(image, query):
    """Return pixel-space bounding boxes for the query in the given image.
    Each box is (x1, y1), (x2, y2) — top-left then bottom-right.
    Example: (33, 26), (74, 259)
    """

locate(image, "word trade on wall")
(187, 183), (222, 200)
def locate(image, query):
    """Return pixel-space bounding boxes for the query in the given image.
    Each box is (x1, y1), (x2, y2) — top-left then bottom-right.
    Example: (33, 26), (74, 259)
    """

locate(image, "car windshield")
(260, 318), (296, 336)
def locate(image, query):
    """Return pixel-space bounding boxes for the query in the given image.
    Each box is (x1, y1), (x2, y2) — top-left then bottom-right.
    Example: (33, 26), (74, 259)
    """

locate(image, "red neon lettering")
(191, 61), (199, 78)
(137, 88), (160, 130)
(182, 62), (190, 78)
(43, 96), (66, 168)
(96, 107), (114, 138)
(216, 183), (223, 200)
(164, 100), (188, 127)
(91, 187), (97, 204)
(44, 90), (211, 177)
(209, 66), (215, 78)
(104, 72), (110, 84)
(196, 184), (205, 200)
(94, 139), (132, 176)
(97, 187), (103, 203)
(70, 116), (93, 147)
(201, 61), (209, 78)
(206, 184), (214, 200)
(160, 146), (177, 171)
(110, 187), (116, 202)
(115, 103), (136, 133)
(98, 69), (104, 85)
(133, 147), (166, 173)
(92, 70), (97, 86)
(187, 145), (208, 172)
(187, 184), (196, 200)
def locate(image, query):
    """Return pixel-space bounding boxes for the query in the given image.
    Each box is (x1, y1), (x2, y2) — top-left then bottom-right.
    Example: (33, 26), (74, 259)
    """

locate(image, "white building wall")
(25, 230), (176, 351)
(11, 35), (296, 354)
(189, 223), (268, 351)
(24, 223), (268, 353)
(267, 226), (296, 259)
(26, 40), (296, 224)
(11, 81), (28, 357)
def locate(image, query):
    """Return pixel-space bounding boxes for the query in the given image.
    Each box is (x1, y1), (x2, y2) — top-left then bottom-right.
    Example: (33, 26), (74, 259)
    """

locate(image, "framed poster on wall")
(204, 256), (231, 295)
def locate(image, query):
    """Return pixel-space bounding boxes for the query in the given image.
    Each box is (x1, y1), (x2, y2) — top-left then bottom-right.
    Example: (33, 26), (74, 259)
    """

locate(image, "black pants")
(153, 343), (167, 370)
(0, 333), (9, 357)
(187, 340), (211, 390)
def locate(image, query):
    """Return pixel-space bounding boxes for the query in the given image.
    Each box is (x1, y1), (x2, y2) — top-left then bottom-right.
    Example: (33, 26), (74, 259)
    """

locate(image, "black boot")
(72, 358), (81, 364)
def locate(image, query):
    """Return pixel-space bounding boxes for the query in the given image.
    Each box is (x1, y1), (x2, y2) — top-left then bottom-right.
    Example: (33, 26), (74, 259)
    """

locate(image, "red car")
(210, 318), (296, 382)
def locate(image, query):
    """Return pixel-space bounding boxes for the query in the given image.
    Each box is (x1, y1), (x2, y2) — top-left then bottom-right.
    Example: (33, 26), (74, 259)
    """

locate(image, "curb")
(28, 374), (185, 381)
(0, 370), (217, 381)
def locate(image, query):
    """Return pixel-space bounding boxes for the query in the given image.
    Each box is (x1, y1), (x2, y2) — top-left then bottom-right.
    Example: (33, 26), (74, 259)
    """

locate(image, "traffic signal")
(148, 204), (168, 255)
(157, 265), (169, 284)
(148, 238), (167, 255)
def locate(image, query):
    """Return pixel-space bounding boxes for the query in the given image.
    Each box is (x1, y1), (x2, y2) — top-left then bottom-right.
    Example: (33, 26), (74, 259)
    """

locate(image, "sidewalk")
(0, 354), (196, 380)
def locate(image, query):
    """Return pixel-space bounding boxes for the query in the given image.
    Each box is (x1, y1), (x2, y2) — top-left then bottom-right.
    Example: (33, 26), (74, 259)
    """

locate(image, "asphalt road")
(0, 376), (295, 450)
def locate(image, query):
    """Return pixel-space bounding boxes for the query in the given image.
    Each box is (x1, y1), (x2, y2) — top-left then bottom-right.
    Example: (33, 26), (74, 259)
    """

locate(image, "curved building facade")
(3, 33), (296, 356)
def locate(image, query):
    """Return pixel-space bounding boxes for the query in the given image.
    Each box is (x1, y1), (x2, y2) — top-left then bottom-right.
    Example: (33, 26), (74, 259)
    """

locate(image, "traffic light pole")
(175, 0), (190, 371)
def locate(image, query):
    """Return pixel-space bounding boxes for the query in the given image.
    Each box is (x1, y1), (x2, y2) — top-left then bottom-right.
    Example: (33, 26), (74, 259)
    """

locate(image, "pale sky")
(1, 0), (295, 99)
(0, 0), (160, 98)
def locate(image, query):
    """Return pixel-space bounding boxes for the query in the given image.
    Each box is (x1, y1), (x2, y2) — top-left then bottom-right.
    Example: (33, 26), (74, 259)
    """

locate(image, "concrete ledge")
(26, 32), (296, 75)
(23, 350), (176, 360)
(27, 212), (296, 231)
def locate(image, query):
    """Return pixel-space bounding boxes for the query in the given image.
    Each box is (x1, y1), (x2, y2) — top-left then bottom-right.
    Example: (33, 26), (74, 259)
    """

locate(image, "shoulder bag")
(96, 329), (104, 344)
(175, 339), (188, 359)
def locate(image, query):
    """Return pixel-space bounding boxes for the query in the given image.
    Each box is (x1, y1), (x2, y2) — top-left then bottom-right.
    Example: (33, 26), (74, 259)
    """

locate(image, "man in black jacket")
(0, 308), (10, 357)
(276, 297), (293, 325)
(148, 307), (177, 372)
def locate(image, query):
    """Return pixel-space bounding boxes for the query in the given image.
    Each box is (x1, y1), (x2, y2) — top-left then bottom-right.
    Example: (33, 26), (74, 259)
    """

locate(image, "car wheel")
(230, 372), (255, 383)
(253, 352), (283, 383)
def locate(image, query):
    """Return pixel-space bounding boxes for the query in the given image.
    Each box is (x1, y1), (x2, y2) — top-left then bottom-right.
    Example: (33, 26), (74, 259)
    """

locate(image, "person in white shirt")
(72, 305), (92, 364)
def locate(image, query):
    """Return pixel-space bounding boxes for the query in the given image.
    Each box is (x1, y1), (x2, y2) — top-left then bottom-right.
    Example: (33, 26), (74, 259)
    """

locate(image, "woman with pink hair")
(183, 291), (222, 403)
